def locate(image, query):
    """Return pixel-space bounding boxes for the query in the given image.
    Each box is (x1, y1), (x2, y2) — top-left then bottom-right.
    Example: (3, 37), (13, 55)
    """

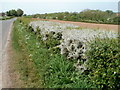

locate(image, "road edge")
(2, 19), (15, 88)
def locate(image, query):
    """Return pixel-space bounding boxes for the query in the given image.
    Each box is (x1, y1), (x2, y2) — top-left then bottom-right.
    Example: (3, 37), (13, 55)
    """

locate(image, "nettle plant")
(86, 37), (120, 88)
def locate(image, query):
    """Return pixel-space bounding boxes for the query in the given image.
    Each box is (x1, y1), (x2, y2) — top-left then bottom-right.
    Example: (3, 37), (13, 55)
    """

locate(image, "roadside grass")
(12, 19), (43, 88)
(12, 18), (96, 88)
(12, 17), (119, 88)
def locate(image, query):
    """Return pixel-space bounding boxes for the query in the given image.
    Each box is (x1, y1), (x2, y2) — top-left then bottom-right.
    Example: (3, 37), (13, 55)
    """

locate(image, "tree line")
(6, 9), (24, 17)
(27, 9), (120, 25)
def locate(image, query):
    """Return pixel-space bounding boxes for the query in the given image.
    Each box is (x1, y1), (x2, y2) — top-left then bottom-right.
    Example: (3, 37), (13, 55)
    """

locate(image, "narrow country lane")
(0, 18), (16, 89)
(1, 18), (16, 50)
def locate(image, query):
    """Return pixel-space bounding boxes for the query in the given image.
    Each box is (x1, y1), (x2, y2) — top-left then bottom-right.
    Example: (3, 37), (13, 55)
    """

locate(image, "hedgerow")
(27, 9), (120, 25)
(86, 37), (120, 88)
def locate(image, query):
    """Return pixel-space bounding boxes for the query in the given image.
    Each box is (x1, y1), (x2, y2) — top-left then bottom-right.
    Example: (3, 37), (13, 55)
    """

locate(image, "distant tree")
(64, 12), (69, 15)
(6, 11), (11, 16)
(10, 9), (17, 16)
(113, 16), (120, 24)
(106, 10), (114, 15)
(17, 9), (24, 16)
(6, 9), (24, 17)
(23, 14), (27, 16)
(6, 9), (17, 16)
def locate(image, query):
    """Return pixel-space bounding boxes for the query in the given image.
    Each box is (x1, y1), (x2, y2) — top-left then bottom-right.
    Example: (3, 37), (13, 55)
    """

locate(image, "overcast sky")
(0, 0), (119, 14)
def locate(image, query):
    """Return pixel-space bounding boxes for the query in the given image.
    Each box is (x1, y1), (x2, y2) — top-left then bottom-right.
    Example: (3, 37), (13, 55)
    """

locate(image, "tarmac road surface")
(0, 18), (16, 89)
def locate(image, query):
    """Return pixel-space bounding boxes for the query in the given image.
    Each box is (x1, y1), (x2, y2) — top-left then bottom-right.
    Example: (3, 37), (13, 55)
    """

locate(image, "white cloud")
(0, 0), (119, 2)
